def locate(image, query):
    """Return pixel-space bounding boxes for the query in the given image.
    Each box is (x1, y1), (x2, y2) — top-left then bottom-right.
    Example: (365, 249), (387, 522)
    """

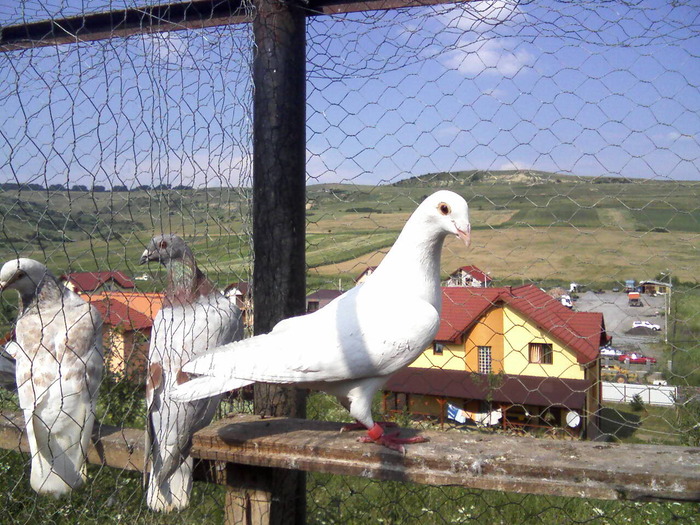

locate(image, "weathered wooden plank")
(0, 410), (146, 472)
(0, 0), (251, 51)
(0, 0), (469, 51)
(192, 413), (700, 502)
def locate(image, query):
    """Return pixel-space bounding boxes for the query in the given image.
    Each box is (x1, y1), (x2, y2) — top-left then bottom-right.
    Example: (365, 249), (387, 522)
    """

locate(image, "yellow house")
(85, 291), (164, 382)
(384, 285), (607, 438)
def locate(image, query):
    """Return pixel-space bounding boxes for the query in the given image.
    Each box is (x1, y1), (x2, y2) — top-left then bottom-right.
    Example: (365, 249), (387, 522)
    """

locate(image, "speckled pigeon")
(141, 234), (243, 512)
(171, 190), (471, 453)
(0, 258), (103, 497)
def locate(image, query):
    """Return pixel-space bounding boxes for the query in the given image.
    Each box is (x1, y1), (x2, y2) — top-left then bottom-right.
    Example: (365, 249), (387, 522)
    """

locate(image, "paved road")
(573, 291), (667, 366)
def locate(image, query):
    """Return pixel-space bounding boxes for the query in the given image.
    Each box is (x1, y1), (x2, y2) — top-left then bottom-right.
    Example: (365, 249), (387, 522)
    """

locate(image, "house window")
(478, 346), (492, 374)
(433, 343), (444, 356)
(529, 343), (553, 364)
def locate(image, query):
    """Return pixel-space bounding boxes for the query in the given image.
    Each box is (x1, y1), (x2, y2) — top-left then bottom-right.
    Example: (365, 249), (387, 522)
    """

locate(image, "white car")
(600, 346), (623, 357)
(633, 320), (661, 331)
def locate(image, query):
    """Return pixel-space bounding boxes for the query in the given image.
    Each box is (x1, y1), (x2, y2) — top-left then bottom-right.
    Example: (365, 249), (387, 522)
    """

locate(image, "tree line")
(0, 183), (193, 192)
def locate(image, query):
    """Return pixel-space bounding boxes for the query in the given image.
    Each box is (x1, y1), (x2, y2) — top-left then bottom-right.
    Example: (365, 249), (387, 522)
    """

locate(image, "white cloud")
(665, 131), (695, 142)
(439, 0), (522, 33)
(140, 31), (192, 68)
(444, 37), (534, 77)
(306, 151), (363, 185)
(497, 159), (529, 171)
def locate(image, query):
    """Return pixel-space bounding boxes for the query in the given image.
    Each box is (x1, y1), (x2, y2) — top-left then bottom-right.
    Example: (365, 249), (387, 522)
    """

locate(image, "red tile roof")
(385, 368), (590, 410)
(85, 291), (164, 331)
(452, 265), (492, 283)
(437, 285), (606, 364)
(61, 271), (135, 292)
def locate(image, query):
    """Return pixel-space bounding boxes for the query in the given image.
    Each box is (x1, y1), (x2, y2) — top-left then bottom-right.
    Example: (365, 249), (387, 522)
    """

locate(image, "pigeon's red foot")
(340, 420), (397, 433)
(357, 423), (429, 454)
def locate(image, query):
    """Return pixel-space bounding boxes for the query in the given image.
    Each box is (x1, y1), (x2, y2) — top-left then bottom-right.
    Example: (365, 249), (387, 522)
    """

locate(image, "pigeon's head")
(139, 234), (192, 266)
(418, 190), (471, 247)
(0, 258), (50, 296)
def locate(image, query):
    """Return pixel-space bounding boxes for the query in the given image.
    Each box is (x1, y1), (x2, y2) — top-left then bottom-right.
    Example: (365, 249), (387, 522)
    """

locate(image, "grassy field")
(1, 172), (698, 293)
(1, 388), (698, 524)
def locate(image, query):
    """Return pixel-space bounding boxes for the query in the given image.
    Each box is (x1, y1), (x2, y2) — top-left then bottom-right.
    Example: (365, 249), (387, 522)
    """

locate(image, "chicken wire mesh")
(0, 0), (698, 523)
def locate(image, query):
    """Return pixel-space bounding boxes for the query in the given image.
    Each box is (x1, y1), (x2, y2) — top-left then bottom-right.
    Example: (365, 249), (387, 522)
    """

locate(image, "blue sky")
(0, 0), (698, 188)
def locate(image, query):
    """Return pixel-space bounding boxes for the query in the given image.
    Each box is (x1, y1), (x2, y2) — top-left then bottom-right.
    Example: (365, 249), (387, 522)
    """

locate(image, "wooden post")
(246, 0), (307, 523)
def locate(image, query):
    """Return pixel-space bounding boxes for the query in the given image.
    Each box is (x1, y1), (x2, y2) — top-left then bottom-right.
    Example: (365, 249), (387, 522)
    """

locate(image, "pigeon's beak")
(0, 281), (6, 292)
(455, 224), (471, 248)
(138, 249), (151, 265)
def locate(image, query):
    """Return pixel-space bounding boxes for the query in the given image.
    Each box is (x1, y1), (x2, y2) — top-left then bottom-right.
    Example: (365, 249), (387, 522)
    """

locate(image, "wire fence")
(0, 0), (699, 523)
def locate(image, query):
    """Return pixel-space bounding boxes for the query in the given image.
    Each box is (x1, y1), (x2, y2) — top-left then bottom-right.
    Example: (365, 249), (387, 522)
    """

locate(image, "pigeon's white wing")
(16, 299), (103, 496)
(180, 291), (440, 386)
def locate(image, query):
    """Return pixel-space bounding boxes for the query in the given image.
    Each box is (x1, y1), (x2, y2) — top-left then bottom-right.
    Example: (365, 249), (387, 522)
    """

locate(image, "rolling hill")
(0, 171), (697, 292)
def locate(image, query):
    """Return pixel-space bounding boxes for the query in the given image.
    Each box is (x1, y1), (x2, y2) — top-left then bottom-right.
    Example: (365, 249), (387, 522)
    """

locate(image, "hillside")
(391, 169), (583, 187)
(0, 173), (698, 291)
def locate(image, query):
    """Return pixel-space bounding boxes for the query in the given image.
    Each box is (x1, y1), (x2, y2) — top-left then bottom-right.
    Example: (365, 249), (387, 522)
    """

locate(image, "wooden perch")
(2, 409), (700, 504)
(0, 410), (145, 472)
(192, 414), (700, 503)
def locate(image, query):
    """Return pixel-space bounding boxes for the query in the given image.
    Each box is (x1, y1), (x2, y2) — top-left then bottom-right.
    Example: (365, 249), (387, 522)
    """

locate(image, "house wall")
(410, 342), (466, 370)
(501, 306), (585, 380)
(385, 392), (481, 419)
(104, 328), (127, 375)
(464, 306), (504, 373)
(103, 327), (150, 382)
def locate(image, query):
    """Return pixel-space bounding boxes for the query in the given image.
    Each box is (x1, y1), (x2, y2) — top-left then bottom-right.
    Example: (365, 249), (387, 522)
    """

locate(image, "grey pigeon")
(0, 258), (103, 496)
(171, 190), (471, 452)
(140, 234), (243, 512)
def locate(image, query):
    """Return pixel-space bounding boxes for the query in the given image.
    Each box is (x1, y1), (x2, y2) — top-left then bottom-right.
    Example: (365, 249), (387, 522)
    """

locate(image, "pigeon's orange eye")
(159, 241), (168, 250)
(438, 203), (451, 216)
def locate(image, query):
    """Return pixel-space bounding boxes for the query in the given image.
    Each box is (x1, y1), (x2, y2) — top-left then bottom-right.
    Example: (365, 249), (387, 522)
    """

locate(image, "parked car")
(600, 346), (623, 357)
(618, 353), (657, 365)
(633, 320), (661, 331)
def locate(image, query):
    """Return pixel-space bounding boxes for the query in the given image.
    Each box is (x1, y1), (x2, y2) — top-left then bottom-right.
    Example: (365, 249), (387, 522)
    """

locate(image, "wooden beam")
(3, 409), (700, 504)
(192, 413), (700, 503)
(0, 0), (466, 51)
(0, 0), (250, 51)
(0, 410), (145, 472)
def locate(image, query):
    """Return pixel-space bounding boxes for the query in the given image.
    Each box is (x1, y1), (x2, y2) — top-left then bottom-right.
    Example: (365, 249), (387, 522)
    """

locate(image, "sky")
(0, 0), (699, 189)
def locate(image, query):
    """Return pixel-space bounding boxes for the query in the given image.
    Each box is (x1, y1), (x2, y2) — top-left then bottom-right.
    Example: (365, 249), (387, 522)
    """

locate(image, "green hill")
(0, 173), (698, 289)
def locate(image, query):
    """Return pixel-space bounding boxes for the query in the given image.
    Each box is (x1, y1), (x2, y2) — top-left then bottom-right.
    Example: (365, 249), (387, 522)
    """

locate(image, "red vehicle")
(618, 353), (657, 365)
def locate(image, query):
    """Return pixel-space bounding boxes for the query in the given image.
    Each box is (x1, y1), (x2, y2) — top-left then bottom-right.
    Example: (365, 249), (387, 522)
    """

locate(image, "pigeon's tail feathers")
(169, 376), (253, 402)
(30, 459), (84, 498)
(146, 457), (193, 512)
(180, 333), (280, 377)
(29, 443), (87, 497)
(26, 410), (88, 497)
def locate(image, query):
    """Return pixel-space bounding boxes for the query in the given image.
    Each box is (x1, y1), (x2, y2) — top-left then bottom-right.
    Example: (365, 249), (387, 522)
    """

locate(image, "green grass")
(307, 474), (700, 524)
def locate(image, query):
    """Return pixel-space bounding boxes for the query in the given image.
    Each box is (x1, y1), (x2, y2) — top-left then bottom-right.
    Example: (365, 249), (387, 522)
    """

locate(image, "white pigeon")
(0, 258), (104, 497)
(141, 234), (243, 512)
(171, 190), (471, 452)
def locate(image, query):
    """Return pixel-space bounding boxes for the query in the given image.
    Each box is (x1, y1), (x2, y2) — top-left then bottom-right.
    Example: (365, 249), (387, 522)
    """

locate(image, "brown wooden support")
(249, 0), (307, 522)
